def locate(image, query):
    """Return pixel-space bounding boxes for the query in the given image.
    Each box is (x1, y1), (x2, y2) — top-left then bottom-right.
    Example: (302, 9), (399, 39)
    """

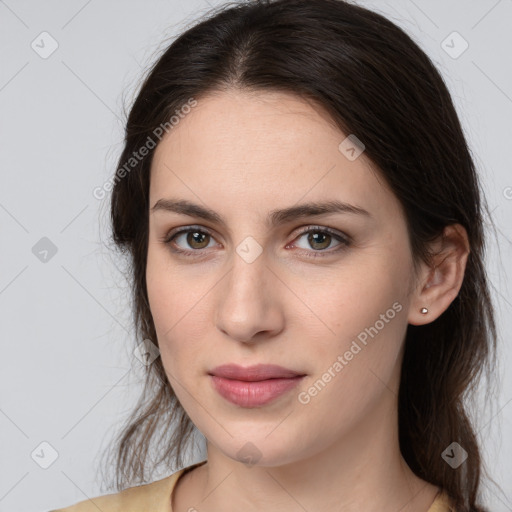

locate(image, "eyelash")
(161, 225), (351, 259)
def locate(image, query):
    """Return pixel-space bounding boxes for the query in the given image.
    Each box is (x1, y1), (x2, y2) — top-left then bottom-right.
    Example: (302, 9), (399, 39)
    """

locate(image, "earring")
(420, 307), (428, 314)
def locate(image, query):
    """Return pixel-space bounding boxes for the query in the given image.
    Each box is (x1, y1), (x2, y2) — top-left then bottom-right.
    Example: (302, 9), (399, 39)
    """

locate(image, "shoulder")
(427, 490), (456, 512)
(49, 463), (205, 512)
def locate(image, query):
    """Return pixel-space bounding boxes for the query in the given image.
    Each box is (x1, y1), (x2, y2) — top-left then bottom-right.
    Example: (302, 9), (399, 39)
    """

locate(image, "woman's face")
(146, 90), (418, 466)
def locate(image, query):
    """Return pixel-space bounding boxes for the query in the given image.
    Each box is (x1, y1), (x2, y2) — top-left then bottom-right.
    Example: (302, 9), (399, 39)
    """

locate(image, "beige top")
(51, 460), (455, 511)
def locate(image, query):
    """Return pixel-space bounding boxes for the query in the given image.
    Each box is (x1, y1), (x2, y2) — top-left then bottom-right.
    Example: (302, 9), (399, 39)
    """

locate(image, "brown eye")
(292, 227), (349, 253)
(185, 231), (211, 249)
(307, 231), (332, 250)
(166, 228), (216, 253)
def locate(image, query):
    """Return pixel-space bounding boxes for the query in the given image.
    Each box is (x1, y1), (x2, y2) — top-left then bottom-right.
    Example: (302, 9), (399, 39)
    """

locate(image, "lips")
(208, 364), (306, 407)
(209, 363), (304, 381)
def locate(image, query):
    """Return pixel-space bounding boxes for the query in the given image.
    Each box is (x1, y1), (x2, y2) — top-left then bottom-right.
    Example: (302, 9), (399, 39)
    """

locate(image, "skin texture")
(146, 90), (469, 512)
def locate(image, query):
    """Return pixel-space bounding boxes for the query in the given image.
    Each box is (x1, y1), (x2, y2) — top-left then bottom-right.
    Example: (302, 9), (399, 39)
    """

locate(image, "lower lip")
(210, 375), (304, 407)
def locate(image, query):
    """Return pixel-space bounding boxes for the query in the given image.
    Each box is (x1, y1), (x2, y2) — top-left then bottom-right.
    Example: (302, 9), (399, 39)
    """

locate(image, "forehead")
(149, 90), (401, 223)
(153, 90), (344, 170)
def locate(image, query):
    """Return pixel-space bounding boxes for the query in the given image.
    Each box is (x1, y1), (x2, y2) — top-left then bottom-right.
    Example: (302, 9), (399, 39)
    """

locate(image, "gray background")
(0, 1), (510, 511)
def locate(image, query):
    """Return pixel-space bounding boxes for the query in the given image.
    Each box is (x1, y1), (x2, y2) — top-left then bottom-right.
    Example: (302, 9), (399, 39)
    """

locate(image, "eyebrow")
(151, 198), (371, 227)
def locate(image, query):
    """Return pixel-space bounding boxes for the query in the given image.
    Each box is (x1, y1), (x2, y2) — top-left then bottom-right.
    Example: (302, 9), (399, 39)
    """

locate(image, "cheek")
(292, 245), (412, 421)
(294, 275), (408, 444)
(146, 253), (213, 375)
(147, 245), (193, 330)
(294, 248), (411, 353)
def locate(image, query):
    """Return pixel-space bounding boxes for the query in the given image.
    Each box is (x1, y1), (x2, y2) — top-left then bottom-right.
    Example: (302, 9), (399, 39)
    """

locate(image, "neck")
(189, 392), (439, 512)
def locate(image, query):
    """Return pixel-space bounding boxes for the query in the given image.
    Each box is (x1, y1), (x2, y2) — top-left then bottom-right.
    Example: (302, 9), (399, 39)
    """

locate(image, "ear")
(408, 224), (470, 326)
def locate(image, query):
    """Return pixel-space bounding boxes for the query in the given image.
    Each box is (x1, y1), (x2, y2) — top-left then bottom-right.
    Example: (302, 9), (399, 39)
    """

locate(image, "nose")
(215, 251), (285, 344)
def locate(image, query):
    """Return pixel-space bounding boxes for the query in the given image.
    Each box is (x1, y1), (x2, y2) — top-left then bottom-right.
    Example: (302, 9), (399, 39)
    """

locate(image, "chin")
(212, 435), (305, 469)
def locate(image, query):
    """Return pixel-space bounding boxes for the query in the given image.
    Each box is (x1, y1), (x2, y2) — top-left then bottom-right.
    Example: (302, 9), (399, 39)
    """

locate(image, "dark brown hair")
(102, 1), (499, 510)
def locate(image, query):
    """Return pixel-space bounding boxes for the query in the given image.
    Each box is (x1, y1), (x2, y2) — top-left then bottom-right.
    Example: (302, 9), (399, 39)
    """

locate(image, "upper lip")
(209, 364), (305, 381)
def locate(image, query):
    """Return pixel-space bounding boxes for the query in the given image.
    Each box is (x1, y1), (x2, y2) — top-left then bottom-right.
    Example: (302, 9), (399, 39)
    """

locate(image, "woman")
(52, 0), (498, 510)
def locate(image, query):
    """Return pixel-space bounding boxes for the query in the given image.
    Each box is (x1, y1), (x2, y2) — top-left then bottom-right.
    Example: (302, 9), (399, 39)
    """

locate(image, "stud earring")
(420, 307), (428, 314)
